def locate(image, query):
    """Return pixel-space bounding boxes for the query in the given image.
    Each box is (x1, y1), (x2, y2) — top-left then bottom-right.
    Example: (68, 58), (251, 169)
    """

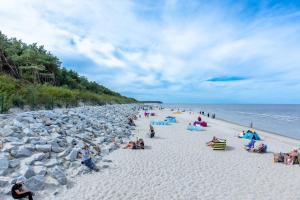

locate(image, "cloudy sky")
(1, 0), (300, 103)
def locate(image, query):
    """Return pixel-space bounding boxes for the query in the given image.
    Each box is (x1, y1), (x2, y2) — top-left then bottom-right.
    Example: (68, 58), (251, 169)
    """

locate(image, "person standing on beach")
(250, 122), (253, 128)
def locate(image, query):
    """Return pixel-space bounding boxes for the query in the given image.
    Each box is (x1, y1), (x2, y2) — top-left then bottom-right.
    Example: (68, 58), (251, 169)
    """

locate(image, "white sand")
(50, 109), (300, 200)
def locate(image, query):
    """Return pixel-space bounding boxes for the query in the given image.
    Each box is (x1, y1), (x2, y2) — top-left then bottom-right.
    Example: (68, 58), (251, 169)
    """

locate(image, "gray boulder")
(50, 166), (67, 185)
(0, 154), (9, 175)
(35, 144), (51, 152)
(24, 153), (47, 165)
(21, 166), (35, 179)
(13, 147), (32, 158)
(9, 159), (20, 168)
(66, 148), (80, 161)
(25, 175), (45, 191)
(0, 177), (9, 187)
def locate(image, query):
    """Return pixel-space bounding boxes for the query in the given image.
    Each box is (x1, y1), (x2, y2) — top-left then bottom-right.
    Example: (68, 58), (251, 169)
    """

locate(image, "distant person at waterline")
(11, 176), (33, 200)
(149, 124), (155, 138)
(79, 144), (99, 172)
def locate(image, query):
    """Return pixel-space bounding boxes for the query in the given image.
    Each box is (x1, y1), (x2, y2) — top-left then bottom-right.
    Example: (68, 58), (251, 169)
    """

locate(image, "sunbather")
(284, 148), (298, 165)
(206, 136), (219, 147)
(123, 141), (137, 149)
(11, 176), (33, 200)
(238, 131), (245, 138)
(249, 143), (267, 153)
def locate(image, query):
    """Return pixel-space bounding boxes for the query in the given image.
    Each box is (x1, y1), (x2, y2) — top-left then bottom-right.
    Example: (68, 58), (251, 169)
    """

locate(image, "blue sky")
(1, 0), (300, 103)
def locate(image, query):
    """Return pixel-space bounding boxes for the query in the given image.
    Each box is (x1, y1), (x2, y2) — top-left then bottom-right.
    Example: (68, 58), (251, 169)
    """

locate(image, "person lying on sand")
(284, 148), (298, 165)
(79, 144), (99, 172)
(123, 141), (137, 149)
(206, 136), (219, 147)
(248, 143), (267, 153)
(11, 176), (34, 200)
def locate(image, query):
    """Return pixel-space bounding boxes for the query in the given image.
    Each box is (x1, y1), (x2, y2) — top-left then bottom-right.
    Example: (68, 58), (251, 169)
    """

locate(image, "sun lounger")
(213, 139), (226, 150)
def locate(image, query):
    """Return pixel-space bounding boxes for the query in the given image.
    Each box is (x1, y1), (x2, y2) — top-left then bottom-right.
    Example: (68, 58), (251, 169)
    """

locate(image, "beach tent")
(187, 125), (203, 131)
(243, 130), (261, 140)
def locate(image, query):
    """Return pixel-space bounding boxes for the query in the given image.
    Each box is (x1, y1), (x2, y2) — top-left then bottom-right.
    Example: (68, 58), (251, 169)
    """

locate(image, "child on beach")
(79, 145), (99, 172)
(11, 176), (34, 200)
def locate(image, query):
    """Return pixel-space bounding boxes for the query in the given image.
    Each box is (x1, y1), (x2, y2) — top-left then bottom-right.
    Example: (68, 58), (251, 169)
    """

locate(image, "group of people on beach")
(199, 111), (215, 119)
(274, 148), (300, 165)
(11, 142), (100, 200)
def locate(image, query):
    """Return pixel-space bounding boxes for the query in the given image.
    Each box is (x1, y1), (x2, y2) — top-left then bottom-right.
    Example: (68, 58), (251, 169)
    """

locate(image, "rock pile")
(0, 104), (137, 197)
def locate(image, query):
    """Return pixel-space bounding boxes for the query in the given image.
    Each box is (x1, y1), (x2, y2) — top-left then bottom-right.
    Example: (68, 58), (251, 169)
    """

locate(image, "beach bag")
(274, 153), (284, 163)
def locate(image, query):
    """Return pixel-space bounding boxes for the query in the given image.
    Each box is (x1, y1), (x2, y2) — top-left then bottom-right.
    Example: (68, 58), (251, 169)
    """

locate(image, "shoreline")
(165, 104), (300, 141)
(214, 116), (300, 142)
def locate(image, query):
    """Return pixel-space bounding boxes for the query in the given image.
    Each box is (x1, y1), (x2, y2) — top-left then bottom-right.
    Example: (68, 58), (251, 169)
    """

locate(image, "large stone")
(0, 176), (10, 187)
(21, 166), (35, 179)
(25, 175), (45, 191)
(35, 144), (51, 152)
(33, 166), (47, 176)
(50, 166), (67, 185)
(66, 148), (80, 161)
(24, 153), (47, 165)
(9, 159), (20, 168)
(11, 146), (32, 158)
(0, 154), (9, 175)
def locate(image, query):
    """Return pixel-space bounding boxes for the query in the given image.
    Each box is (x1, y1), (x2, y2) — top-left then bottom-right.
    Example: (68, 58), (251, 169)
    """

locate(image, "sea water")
(163, 104), (300, 140)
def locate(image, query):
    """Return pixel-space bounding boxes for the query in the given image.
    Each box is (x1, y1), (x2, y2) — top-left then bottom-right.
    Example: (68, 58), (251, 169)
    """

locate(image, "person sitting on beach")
(284, 148), (298, 165)
(149, 124), (155, 138)
(198, 116), (202, 121)
(251, 143), (267, 153)
(238, 131), (245, 138)
(206, 136), (219, 147)
(128, 118), (136, 126)
(136, 138), (145, 149)
(11, 176), (33, 200)
(79, 144), (99, 171)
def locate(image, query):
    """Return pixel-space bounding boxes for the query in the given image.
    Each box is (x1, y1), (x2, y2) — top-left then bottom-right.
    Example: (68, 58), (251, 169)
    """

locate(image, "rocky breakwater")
(0, 104), (137, 197)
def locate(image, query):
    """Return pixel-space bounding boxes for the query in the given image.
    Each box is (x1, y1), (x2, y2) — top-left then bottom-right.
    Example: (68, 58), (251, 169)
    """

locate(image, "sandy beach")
(49, 108), (300, 200)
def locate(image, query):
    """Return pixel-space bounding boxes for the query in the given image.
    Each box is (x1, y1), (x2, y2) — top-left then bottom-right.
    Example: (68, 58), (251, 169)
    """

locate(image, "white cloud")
(0, 0), (300, 102)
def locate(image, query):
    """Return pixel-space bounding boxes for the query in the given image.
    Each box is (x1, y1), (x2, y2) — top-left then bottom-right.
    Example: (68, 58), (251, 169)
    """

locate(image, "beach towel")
(151, 120), (170, 125)
(213, 139), (226, 150)
(187, 125), (203, 131)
